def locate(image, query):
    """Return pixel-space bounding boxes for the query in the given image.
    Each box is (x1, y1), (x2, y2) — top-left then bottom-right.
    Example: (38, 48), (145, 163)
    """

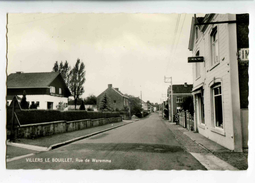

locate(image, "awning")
(192, 83), (204, 93)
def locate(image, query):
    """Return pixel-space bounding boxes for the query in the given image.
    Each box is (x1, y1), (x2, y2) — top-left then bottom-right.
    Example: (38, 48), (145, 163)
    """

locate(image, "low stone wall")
(17, 117), (122, 139)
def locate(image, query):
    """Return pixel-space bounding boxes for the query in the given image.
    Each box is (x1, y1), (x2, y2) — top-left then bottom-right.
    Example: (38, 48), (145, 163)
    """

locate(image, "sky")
(8, 13), (199, 103)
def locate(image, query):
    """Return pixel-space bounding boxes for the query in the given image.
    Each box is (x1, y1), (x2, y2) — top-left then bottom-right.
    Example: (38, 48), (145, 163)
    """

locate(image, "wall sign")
(239, 48), (249, 61)
(188, 56), (204, 63)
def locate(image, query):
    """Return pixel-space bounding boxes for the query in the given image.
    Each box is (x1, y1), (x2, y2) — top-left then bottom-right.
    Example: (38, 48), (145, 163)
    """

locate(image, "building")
(97, 84), (129, 111)
(168, 83), (193, 116)
(188, 14), (249, 152)
(7, 72), (71, 109)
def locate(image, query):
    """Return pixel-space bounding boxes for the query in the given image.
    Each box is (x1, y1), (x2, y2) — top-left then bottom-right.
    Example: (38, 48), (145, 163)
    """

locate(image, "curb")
(48, 121), (133, 150)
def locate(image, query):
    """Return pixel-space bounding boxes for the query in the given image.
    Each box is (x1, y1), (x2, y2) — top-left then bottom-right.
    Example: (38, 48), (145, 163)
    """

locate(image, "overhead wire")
(172, 14), (187, 60)
(165, 14), (181, 75)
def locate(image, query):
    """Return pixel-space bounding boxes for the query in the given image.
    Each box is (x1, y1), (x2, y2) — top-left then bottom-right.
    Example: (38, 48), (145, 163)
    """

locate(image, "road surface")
(7, 113), (206, 170)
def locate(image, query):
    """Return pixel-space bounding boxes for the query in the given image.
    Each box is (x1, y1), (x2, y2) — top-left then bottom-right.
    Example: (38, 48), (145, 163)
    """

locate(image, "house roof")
(188, 14), (215, 51)
(172, 84), (193, 93)
(112, 88), (129, 99)
(97, 85), (129, 99)
(7, 72), (60, 88)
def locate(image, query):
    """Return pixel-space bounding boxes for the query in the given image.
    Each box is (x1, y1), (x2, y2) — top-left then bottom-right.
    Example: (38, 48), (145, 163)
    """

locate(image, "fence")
(177, 110), (194, 131)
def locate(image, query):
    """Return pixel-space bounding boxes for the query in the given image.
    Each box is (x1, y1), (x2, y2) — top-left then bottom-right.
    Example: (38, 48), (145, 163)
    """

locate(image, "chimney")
(184, 82), (188, 87)
(108, 84), (112, 88)
(115, 88), (119, 91)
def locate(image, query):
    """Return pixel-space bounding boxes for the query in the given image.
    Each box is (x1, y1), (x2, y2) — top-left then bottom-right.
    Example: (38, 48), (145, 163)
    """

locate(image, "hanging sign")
(188, 56), (204, 63)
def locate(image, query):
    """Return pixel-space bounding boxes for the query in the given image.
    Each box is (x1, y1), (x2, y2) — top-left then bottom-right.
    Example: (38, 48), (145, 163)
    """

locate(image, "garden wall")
(7, 104), (122, 139)
(17, 117), (122, 138)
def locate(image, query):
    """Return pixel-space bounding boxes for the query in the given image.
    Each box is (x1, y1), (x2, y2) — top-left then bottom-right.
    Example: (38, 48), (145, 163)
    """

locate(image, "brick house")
(7, 72), (71, 109)
(188, 14), (249, 152)
(97, 84), (130, 111)
(167, 83), (193, 115)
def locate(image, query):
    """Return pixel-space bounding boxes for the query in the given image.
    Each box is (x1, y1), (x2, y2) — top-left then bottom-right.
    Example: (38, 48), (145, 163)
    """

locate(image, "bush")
(143, 111), (149, 117)
(87, 108), (94, 111)
(14, 109), (121, 124)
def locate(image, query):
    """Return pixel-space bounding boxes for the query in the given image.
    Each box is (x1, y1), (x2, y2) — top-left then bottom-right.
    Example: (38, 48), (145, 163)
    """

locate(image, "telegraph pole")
(164, 76), (173, 122)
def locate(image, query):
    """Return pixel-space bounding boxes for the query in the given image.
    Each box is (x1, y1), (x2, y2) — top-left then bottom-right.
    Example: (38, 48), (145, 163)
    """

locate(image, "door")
(47, 102), (53, 110)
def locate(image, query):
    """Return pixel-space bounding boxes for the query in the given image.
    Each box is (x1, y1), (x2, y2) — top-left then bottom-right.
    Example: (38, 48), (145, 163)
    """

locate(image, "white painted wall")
(16, 94), (68, 110)
(192, 14), (243, 151)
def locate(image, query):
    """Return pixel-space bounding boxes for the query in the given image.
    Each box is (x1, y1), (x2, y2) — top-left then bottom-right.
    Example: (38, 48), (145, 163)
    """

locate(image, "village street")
(7, 113), (207, 170)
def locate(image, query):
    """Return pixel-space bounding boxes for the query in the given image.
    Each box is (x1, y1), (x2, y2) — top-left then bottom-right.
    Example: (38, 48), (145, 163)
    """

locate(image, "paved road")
(7, 113), (206, 170)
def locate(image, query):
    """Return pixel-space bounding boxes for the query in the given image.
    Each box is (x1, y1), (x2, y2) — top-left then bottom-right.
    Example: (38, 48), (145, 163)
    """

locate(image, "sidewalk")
(7, 120), (133, 161)
(164, 120), (248, 170)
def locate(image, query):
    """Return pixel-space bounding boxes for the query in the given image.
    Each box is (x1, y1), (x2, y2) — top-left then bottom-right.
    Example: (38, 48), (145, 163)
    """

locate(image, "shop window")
(211, 27), (219, 66)
(212, 84), (223, 128)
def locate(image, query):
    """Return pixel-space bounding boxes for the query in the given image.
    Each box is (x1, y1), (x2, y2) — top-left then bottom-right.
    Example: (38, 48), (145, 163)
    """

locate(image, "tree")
(53, 61), (59, 72)
(128, 95), (143, 117)
(84, 95), (97, 105)
(52, 60), (71, 89)
(99, 93), (112, 111)
(181, 96), (194, 115)
(20, 90), (29, 109)
(69, 59), (86, 109)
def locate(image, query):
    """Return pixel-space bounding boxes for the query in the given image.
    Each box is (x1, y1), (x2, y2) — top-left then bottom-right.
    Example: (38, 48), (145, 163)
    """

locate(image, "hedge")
(13, 109), (120, 125)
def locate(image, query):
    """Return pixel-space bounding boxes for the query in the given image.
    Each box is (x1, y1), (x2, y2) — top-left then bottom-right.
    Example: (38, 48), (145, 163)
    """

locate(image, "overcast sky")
(7, 13), (199, 103)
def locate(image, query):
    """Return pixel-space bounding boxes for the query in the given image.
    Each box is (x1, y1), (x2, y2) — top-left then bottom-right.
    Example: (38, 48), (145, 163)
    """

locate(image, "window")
(50, 86), (55, 93)
(213, 84), (223, 128)
(59, 88), (62, 94)
(176, 97), (183, 103)
(211, 27), (219, 66)
(114, 100), (116, 103)
(195, 90), (205, 125)
(195, 51), (200, 78)
(195, 26), (199, 41)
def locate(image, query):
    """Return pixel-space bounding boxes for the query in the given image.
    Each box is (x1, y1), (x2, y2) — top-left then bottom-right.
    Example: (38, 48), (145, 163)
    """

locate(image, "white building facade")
(188, 14), (249, 152)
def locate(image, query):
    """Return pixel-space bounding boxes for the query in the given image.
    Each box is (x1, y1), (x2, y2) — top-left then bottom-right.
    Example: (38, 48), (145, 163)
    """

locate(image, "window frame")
(50, 86), (56, 93)
(210, 26), (219, 67)
(195, 50), (201, 79)
(212, 84), (224, 129)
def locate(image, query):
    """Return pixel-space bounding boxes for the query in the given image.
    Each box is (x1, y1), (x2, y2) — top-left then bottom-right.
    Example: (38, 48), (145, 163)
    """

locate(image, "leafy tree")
(100, 93), (112, 111)
(128, 95), (143, 117)
(20, 90), (29, 109)
(181, 96), (194, 115)
(69, 59), (86, 109)
(84, 95), (97, 105)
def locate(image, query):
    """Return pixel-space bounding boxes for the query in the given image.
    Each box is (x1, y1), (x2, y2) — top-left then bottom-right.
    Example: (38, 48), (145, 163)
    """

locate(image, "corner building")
(188, 14), (249, 152)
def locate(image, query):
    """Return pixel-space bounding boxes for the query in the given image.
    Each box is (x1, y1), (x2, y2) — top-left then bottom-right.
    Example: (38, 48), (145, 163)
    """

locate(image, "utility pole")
(164, 76), (173, 122)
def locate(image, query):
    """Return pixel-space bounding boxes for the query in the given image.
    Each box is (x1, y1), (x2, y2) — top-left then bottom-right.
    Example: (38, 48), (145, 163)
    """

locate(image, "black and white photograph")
(1, 0), (254, 182)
